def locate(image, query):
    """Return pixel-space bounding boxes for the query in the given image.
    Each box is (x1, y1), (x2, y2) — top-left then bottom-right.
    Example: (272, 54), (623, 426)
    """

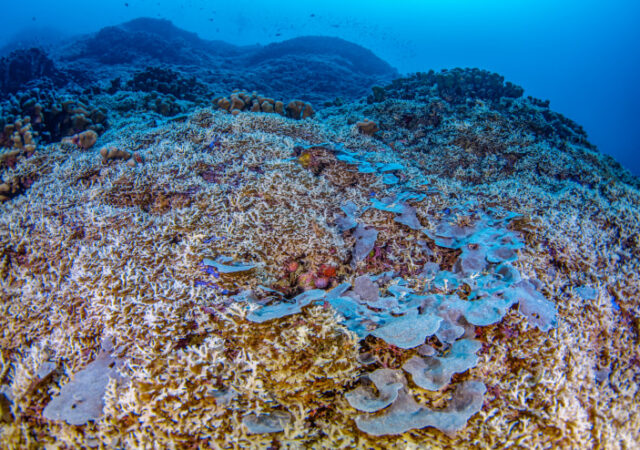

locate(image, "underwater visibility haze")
(2, 0), (639, 175)
(0, 0), (639, 448)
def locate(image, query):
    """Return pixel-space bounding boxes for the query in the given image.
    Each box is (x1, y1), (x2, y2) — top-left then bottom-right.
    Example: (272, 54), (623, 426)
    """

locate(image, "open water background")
(1, 0), (638, 175)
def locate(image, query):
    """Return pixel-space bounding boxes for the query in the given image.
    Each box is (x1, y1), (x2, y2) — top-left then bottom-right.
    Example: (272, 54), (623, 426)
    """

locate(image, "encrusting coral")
(0, 79), (639, 448)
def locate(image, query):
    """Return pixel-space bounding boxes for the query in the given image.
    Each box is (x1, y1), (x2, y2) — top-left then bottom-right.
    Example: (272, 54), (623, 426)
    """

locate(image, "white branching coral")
(0, 105), (637, 448)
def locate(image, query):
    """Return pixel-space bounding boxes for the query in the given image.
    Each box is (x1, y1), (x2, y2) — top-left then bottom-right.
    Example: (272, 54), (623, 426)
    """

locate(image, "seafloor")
(1, 19), (640, 450)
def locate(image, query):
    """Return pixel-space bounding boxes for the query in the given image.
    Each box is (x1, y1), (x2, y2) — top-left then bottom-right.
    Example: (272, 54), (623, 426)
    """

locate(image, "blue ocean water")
(1, 0), (638, 175)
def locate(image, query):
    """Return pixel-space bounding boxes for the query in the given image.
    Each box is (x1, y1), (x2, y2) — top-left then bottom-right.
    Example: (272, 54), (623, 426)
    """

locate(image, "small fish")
(206, 135), (222, 150)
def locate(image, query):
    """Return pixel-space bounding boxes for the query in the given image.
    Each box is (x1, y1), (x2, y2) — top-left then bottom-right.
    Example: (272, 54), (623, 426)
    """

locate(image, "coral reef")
(0, 88), (107, 144)
(244, 36), (398, 105)
(48, 18), (396, 108)
(0, 48), (64, 96)
(0, 90), (105, 202)
(111, 90), (187, 117)
(125, 66), (209, 102)
(0, 19), (400, 132)
(58, 18), (223, 66)
(62, 130), (98, 150)
(214, 90), (315, 120)
(334, 69), (636, 189)
(0, 96), (637, 448)
(243, 144), (557, 435)
(378, 68), (524, 105)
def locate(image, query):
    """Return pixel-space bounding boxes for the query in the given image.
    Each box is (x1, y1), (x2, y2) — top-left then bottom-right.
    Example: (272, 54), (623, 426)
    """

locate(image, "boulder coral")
(285, 99), (315, 120)
(1, 117), (37, 155)
(0, 88), (108, 145)
(213, 90), (315, 120)
(99, 146), (131, 161)
(62, 130), (98, 150)
(356, 119), (379, 135)
(125, 66), (208, 101)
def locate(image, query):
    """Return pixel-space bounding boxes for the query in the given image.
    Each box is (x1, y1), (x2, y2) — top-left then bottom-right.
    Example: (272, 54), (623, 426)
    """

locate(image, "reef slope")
(0, 64), (639, 448)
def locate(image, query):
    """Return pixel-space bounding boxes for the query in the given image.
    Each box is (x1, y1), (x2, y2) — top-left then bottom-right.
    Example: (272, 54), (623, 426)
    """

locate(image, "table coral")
(42, 340), (125, 426)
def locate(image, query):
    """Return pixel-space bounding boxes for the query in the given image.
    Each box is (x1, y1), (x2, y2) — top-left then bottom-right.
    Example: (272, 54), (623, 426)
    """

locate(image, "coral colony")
(1, 18), (639, 449)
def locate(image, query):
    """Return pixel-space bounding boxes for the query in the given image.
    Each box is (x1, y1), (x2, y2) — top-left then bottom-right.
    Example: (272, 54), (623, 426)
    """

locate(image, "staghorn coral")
(0, 103), (638, 448)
